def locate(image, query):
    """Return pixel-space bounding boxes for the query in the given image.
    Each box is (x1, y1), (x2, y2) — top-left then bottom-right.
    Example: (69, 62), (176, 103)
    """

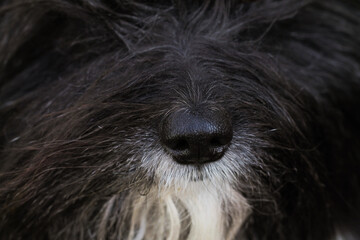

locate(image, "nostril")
(166, 138), (189, 151)
(209, 133), (232, 148)
(209, 136), (226, 148)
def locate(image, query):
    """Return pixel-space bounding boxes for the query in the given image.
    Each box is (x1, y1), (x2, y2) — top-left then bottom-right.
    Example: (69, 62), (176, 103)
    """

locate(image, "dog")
(0, 0), (359, 239)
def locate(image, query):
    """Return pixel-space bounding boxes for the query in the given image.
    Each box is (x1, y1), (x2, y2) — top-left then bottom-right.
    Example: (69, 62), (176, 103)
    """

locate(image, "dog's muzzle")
(159, 106), (233, 165)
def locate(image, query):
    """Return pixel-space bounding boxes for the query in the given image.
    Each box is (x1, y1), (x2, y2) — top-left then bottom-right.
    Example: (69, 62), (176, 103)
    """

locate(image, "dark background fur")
(0, 0), (360, 239)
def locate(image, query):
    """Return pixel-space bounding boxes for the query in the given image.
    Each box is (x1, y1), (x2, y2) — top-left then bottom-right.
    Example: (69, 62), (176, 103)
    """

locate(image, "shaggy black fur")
(1, 0), (360, 239)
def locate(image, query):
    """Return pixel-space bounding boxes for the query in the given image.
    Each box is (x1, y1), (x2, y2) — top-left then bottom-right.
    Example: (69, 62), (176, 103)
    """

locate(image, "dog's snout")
(159, 108), (233, 164)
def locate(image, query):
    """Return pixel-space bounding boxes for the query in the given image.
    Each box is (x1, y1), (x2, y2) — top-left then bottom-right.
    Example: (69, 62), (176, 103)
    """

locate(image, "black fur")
(1, 0), (360, 239)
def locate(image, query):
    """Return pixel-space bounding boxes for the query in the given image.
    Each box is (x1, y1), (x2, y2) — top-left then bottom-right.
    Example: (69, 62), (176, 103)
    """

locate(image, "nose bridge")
(172, 60), (218, 108)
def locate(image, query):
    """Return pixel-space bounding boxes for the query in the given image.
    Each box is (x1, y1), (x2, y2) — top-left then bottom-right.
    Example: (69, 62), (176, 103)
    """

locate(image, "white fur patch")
(124, 150), (251, 240)
(127, 181), (250, 240)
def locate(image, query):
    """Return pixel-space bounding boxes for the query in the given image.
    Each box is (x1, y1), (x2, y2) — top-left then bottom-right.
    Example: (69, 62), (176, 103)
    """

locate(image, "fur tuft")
(1, 0), (360, 239)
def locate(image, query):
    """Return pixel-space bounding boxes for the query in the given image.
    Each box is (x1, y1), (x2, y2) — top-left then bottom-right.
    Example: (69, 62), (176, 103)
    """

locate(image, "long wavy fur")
(0, 0), (360, 239)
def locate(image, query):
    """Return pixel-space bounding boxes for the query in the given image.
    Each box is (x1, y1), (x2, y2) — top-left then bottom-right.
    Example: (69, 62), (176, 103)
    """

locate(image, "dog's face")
(1, 0), (359, 239)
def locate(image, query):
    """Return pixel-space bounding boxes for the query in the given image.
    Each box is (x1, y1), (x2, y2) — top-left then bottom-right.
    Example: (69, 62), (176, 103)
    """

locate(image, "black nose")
(159, 107), (233, 164)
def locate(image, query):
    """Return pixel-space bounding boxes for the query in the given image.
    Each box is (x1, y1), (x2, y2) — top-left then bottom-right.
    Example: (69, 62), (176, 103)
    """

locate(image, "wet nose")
(159, 108), (233, 164)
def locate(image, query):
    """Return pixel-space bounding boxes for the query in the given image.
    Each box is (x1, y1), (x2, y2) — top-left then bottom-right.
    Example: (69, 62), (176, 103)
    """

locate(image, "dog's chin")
(110, 148), (251, 240)
(129, 154), (251, 240)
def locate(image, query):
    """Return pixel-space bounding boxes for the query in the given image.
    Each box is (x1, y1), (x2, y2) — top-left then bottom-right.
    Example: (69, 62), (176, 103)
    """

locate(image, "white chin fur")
(125, 151), (251, 240)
